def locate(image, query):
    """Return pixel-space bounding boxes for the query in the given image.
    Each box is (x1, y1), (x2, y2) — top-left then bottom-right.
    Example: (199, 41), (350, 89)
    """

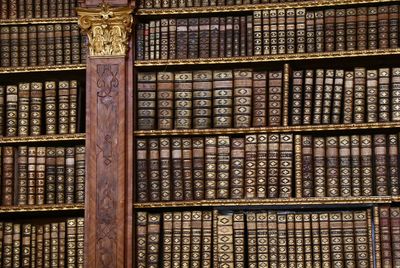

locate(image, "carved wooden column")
(77, 4), (133, 268)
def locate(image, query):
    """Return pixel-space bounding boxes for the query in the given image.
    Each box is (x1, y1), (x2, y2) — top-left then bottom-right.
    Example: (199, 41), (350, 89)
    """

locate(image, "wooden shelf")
(136, 0), (400, 15)
(134, 48), (400, 66)
(0, 64), (86, 74)
(0, 133), (86, 144)
(134, 196), (398, 209)
(0, 204), (84, 213)
(0, 17), (78, 25)
(134, 122), (400, 136)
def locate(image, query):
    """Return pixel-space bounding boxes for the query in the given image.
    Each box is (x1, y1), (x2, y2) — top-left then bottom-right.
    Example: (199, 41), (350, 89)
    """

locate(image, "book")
(17, 146), (28, 205)
(354, 211), (370, 267)
(0, 26), (11, 67)
(295, 9), (306, 53)
(28, 25), (37, 66)
(217, 136), (230, 199)
(302, 70), (313, 125)
(230, 137), (245, 199)
(162, 212), (173, 268)
(330, 213), (344, 267)
(181, 211), (191, 267)
(291, 70), (303, 125)
(268, 134), (279, 198)
(380, 206), (393, 267)
(279, 134), (293, 198)
(192, 137), (204, 200)
(210, 17), (219, 58)
(10, 26), (19, 67)
(19, 26), (28, 66)
(27, 147), (36, 205)
(303, 213), (313, 267)
(322, 69), (334, 124)
(137, 72), (156, 130)
(232, 213), (245, 268)
(56, 147), (65, 204)
(378, 68), (390, 122)
(174, 71), (192, 129)
(6, 85), (18, 137)
(268, 71), (283, 126)
(342, 211), (356, 267)
(294, 214), (304, 266)
(343, 71), (355, 123)
(314, 137), (326, 197)
(0, 85), (5, 135)
(160, 138), (171, 201)
(58, 81), (70, 134)
(350, 135), (362, 196)
(205, 137), (217, 199)
(172, 137), (184, 200)
(247, 212), (257, 268)
(147, 213), (161, 267)
(213, 70), (233, 128)
(302, 135), (313, 197)
(75, 146), (85, 204)
(319, 213), (331, 267)
(193, 70), (212, 129)
(312, 69), (324, 124)
(339, 136), (351, 197)
(172, 212), (182, 268)
(378, 6), (389, 49)
(30, 82), (42, 136)
(277, 214), (288, 266)
(36, 147), (46, 205)
(354, 68), (366, 123)
(368, 7), (378, 49)
(245, 135), (257, 199)
(262, 10), (270, 55)
(366, 69), (378, 123)
(252, 71), (267, 127)
(148, 138), (160, 201)
(45, 81), (57, 134)
(388, 134), (400, 195)
(188, 18), (199, 59)
(191, 211), (202, 268)
(45, 147), (56, 204)
(177, 19), (188, 59)
(256, 134), (268, 199)
(136, 212), (147, 268)
(182, 138), (193, 200)
(2, 147), (14, 205)
(202, 211), (213, 268)
(346, 8), (357, 50)
(286, 213), (296, 267)
(360, 135), (373, 196)
(12, 223), (21, 267)
(65, 147), (75, 204)
(326, 136), (339, 197)
(389, 5), (399, 48)
(390, 207), (400, 266)
(17, 83), (30, 136)
(68, 80), (78, 133)
(374, 134), (388, 196)
(199, 18), (210, 58)
(233, 69), (252, 128)
(331, 69), (344, 124)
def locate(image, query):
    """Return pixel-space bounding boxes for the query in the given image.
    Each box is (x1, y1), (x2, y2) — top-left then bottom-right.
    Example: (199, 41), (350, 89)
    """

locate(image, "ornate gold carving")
(77, 3), (133, 57)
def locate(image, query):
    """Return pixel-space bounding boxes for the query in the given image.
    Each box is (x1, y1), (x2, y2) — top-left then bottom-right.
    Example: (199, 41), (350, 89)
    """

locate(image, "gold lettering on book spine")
(77, 3), (133, 57)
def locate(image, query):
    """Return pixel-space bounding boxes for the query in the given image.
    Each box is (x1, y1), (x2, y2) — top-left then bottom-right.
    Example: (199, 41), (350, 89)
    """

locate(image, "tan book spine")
(3, 222), (13, 267)
(277, 213), (288, 266)
(303, 213), (313, 268)
(148, 138), (160, 202)
(147, 213), (161, 268)
(342, 211), (356, 267)
(181, 211), (191, 268)
(256, 134), (268, 199)
(136, 139), (148, 202)
(213, 70), (233, 128)
(246, 212), (257, 268)
(389, 134), (400, 195)
(45, 147), (56, 204)
(17, 83), (30, 136)
(295, 214), (304, 266)
(326, 136), (339, 197)
(58, 81), (70, 134)
(50, 222), (59, 267)
(35, 225), (44, 267)
(160, 138), (171, 201)
(27, 147), (36, 205)
(279, 134), (293, 198)
(205, 137), (217, 200)
(174, 71), (193, 129)
(21, 223), (31, 268)
(35, 147), (46, 205)
(191, 211), (202, 268)
(201, 211), (212, 268)
(30, 82), (43, 136)
(374, 134), (388, 196)
(182, 138), (193, 201)
(268, 134), (279, 198)
(12, 223), (21, 268)
(135, 212), (147, 268)
(76, 218), (84, 267)
(172, 212), (182, 268)
(268, 211), (278, 267)
(360, 135), (373, 196)
(233, 212), (245, 268)
(17, 146), (28, 205)
(354, 210), (370, 268)
(56, 147), (65, 204)
(58, 221), (66, 267)
(75, 146), (85, 204)
(193, 70), (212, 129)
(287, 213), (296, 267)
(330, 212), (344, 267)
(311, 213), (322, 267)
(192, 137), (204, 200)
(157, 72), (174, 130)
(245, 134), (257, 198)
(233, 69), (252, 128)
(230, 137), (244, 199)
(339, 136), (351, 197)
(44, 81), (57, 134)
(65, 147), (75, 204)
(314, 137), (326, 197)
(30, 225), (36, 267)
(43, 223), (51, 267)
(172, 137), (183, 201)
(319, 213), (331, 267)
(69, 80), (78, 133)
(217, 136), (230, 199)
(6, 85), (18, 137)
(162, 212), (173, 268)
(351, 135), (362, 196)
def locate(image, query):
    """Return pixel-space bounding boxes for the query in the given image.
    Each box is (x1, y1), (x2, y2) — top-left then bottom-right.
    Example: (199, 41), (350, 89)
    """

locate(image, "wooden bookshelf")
(0, 204), (84, 214)
(0, 17), (78, 25)
(0, 64), (86, 74)
(0, 133), (86, 144)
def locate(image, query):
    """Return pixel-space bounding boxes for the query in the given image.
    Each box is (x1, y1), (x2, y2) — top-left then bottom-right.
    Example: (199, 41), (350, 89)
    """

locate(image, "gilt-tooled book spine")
(30, 82), (42, 136)
(339, 136), (351, 197)
(267, 211), (278, 267)
(37, 24), (47, 66)
(149, 21), (155, 58)
(217, 213), (234, 268)
(76, 218), (84, 267)
(2, 147), (14, 205)
(357, 7), (368, 50)
(174, 71), (192, 129)
(256, 134), (267, 199)
(12, 223), (21, 267)
(177, 19), (188, 59)
(217, 136), (230, 199)
(34, 0), (41, 18)
(324, 9), (335, 52)
(354, 67), (366, 123)
(193, 70), (212, 129)
(0, 26), (11, 67)
(6, 85), (18, 137)
(233, 69), (252, 128)
(326, 136), (339, 197)
(277, 9), (285, 54)
(217, 17), (224, 57)
(19, 26), (28, 66)
(3, 222), (12, 267)
(182, 138), (193, 200)
(10, 26), (19, 67)
(160, 138), (171, 201)
(368, 7), (378, 49)
(17, 83), (30, 136)
(342, 211), (356, 266)
(374, 134), (388, 196)
(392, 68), (400, 121)
(268, 9), (277, 55)
(286, 213), (296, 267)
(367, 69), (378, 123)
(360, 135), (373, 196)
(253, 11), (262, 55)
(380, 206), (392, 267)
(0, 0), (7, 19)
(294, 214), (304, 266)
(336, 9), (346, 51)
(0, 85), (5, 135)
(322, 69), (334, 124)
(388, 134), (399, 195)
(245, 135), (257, 199)
(46, 24), (55, 65)
(277, 214), (287, 266)
(291, 70), (303, 125)
(137, 72), (156, 130)
(71, 24), (81, 64)
(279, 134), (292, 198)
(58, 81), (70, 134)
(389, 5), (399, 48)
(202, 211), (212, 268)
(136, 24), (144, 60)
(48, 0), (57, 17)
(188, 18), (199, 59)
(390, 207), (400, 266)
(17, 146), (28, 205)
(56, 147), (65, 204)
(149, 138), (161, 202)
(310, 213), (322, 266)
(62, 24), (72, 64)
(312, 69), (324, 124)
(378, 68), (390, 122)
(50, 222), (59, 267)
(210, 17), (219, 58)
(199, 18), (210, 58)
(35, 225), (44, 267)
(69, 80), (78, 133)
(330, 213), (344, 267)
(21, 223), (31, 268)
(239, 16), (246, 56)
(172, 137), (184, 201)
(27, 147), (36, 205)
(205, 137), (217, 199)
(268, 134), (279, 198)
(17, 0), (25, 18)
(172, 212), (182, 268)
(143, 23), (149, 60)
(181, 211), (192, 268)
(213, 70), (233, 128)
(147, 213), (161, 268)
(305, 11), (315, 53)
(192, 137), (204, 200)
(232, 213), (245, 268)
(346, 8), (357, 50)
(30, 224), (36, 267)
(378, 6), (389, 49)
(58, 221), (66, 267)
(162, 212), (173, 268)
(343, 71), (354, 123)
(295, 9), (305, 53)
(75, 146), (85, 203)
(351, 135), (362, 196)
(43, 223), (51, 267)
(136, 212), (147, 268)
(246, 15), (253, 56)
(302, 70), (313, 125)
(302, 135), (313, 197)
(65, 147), (75, 204)
(303, 213), (313, 267)
(35, 147), (46, 205)
(252, 71), (267, 127)
(230, 137), (244, 199)
(45, 147), (56, 204)
(319, 213), (331, 267)
(226, 16), (235, 58)
(354, 211), (370, 267)
(268, 71), (283, 126)
(28, 25), (37, 66)
(191, 211), (202, 268)
(247, 212), (257, 268)
(314, 137), (326, 197)
(255, 212), (268, 267)
(332, 69), (344, 124)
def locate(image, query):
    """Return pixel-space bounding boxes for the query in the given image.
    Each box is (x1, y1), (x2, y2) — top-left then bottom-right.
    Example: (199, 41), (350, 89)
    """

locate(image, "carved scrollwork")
(77, 3), (133, 57)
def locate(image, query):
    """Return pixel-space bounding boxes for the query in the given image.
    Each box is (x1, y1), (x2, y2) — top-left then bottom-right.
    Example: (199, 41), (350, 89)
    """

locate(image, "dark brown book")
(193, 70), (212, 129)
(277, 9), (286, 54)
(343, 71), (354, 123)
(136, 23), (145, 60)
(319, 213), (331, 267)
(302, 135), (313, 197)
(233, 16), (241, 56)
(357, 7), (368, 50)
(342, 211), (356, 267)
(326, 136), (339, 197)
(12, 223), (21, 267)
(261, 10), (270, 55)
(390, 207), (400, 266)
(71, 24), (80, 64)
(176, 18), (188, 59)
(50, 223), (59, 267)
(339, 136), (351, 197)
(374, 134), (388, 195)
(181, 211), (191, 267)
(68, 80), (78, 133)
(277, 214), (288, 266)
(268, 134), (279, 198)
(360, 135), (373, 196)
(321, 69), (334, 124)
(147, 213), (161, 268)
(312, 69), (324, 124)
(225, 16), (233, 57)
(216, 136), (230, 199)
(332, 69), (344, 124)
(0, 85), (5, 135)
(305, 11), (315, 53)
(58, 81), (70, 134)
(368, 7), (378, 49)
(230, 137), (244, 199)
(137, 72), (156, 130)
(46, 24), (55, 65)
(246, 15), (253, 56)
(136, 212), (147, 268)
(388, 134), (399, 195)
(268, 71), (283, 126)
(21, 223), (31, 268)
(255, 212), (268, 267)
(303, 213), (313, 267)
(205, 137), (217, 199)
(188, 18), (199, 59)
(0, 0), (7, 19)
(136, 139), (148, 202)
(392, 68), (400, 121)
(45, 147), (56, 204)
(246, 212), (257, 268)
(239, 16), (246, 56)
(335, 9), (346, 51)
(9, 26), (19, 67)
(294, 214), (304, 266)
(295, 9), (306, 53)
(314, 137), (326, 197)
(291, 70), (303, 125)
(159, 138), (171, 201)
(192, 137), (204, 200)
(202, 211), (212, 268)
(168, 19), (176, 59)
(354, 67), (366, 123)
(76, 218), (84, 267)
(302, 70), (313, 125)
(17, 82), (30, 136)
(172, 211), (182, 268)
(213, 70), (233, 128)
(3, 222), (12, 267)
(2, 147), (14, 205)
(56, 147), (65, 204)
(17, 146), (28, 205)
(172, 137), (184, 201)
(148, 138), (160, 202)
(346, 8), (357, 50)
(279, 134), (293, 198)
(380, 206), (393, 267)
(174, 71), (192, 129)
(190, 211), (202, 268)
(351, 135), (362, 196)
(252, 71), (267, 127)
(378, 68), (390, 122)
(74, 145), (85, 203)
(27, 147), (36, 205)
(182, 138), (193, 200)
(58, 221), (66, 267)
(28, 25), (37, 66)
(253, 11), (262, 55)
(366, 69), (378, 123)
(354, 210), (370, 267)
(36, 147), (46, 205)
(37, 24), (47, 65)
(162, 212), (172, 268)
(378, 6), (389, 49)
(35, 225), (44, 267)
(29, 225), (36, 267)
(267, 212), (278, 267)
(233, 213), (245, 268)
(330, 213), (344, 267)
(286, 213), (296, 267)
(210, 17), (219, 58)
(389, 5), (399, 48)
(324, 9), (335, 52)
(160, 19), (168, 60)
(269, 9), (278, 55)
(256, 134), (267, 199)
(65, 147), (75, 204)
(5, 85), (18, 137)
(19, 26), (28, 66)
(233, 69), (252, 128)
(62, 24), (71, 64)
(30, 82), (42, 136)
(244, 135), (257, 199)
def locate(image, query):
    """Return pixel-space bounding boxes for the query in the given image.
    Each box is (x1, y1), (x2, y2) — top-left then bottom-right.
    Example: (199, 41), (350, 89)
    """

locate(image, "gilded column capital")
(77, 3), (133, 57)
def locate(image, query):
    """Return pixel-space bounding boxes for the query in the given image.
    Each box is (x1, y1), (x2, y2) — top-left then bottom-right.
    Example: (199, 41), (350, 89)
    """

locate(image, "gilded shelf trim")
(0, 17), (78, 25)
(136, 0), (400, 15)
(134, 48), (400, 66)
(133, 196), (395, 208)
(134, 122), (400, 136)
(0, 204), (84, 213)
(0, 133), (86, 144)
(0, 64), (86, 74)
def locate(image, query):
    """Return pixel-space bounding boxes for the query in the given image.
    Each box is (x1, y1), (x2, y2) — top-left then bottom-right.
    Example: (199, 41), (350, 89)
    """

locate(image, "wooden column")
(77, 4), (133, 268)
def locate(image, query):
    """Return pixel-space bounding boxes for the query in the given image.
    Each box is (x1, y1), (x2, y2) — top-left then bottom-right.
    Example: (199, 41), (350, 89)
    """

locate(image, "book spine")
(137, 72), (156, 130)
(217, 136), (230, 199)
(199, 18), (210, 58)
(354, 67), (366, 123)
(357, 7), (368, 50)
(56, 147), (65, 204)
(389, 5), (399, 48)
(277, 9), (286, 54)
(268, 71), (283, 126)
(35, 225), (44, 267)
(343, 71), (354, 123)
(256, 134), (267, 199)
(313, 137), (326, 197)
(311, 213), (322, 267)
(267, 212), (278, 267)
(351, 135), (362, 196)
(0, 0), (7, 19)
(390, 207), (400, 266)
(247, 212), (257, 268)
(261, 11), (269, 55)
(182, 138), (193, 200)
(202, 211), (212, 268)
(50, 223), (59, 267)
(37, 24), (47, 65)
(65, 147), (75, 204)
(135, 212), (147, 268)
(62, 24), (71, 64)
(305, 11), (315, 53)
(331, 212), (344, 267)
(193, 70), (212, 129)
(225, 16), (233, 57)
(58, 81), (70, 134)
(21, 223), (31, 268)
(174, 71), (192, 129)
(148, 138), (161, 201)
(346, 8), (357, 50)
(326, 136), (339, 197)
(339, 136), (351, 197)
(213, 70), (233, 128)
(43, 223), (51, 267)
(46, 24), (55, 65)
(367, 69), (378, 123)
(192, 137), (204, 200)
(17, 83), (30, 136)
(255, 212), (268, 267)
(2, 147), (14, 205)
(332, 69), (344, 124)
(252, 71), (267, 127)
(354, 211), (370, 267)
(295, 9), (305, 53)
(35, 146), (45, 205)
(378, 68), (390, 122)
(149, 21), (155, 59)
(286, 213), (296, 267)
(230, 137), (244, 199)
(319, 213), (331, 267)
(277, 214), (288, 266)
(172, 137), (184, 201)
(147, 213), (161, 268)
(322, 69), (334, 124)
(360, 135), (373, 196)
(210, 17), (219, 58)
(342, 211), (356, 267)
(392, 68), (400, 121)
(191, 211), (202, 268)
(268, 134), (280, 198)
(71, 24), (81, 64)
(301, 70), (313, 125)
(188, 18), (199, 59)
(378, 6), (389, 49)
(17, 146), (28, 205)
(295, 214), (304, 266)
(28, 25), (37, 66)
(291, 70), (303, 125)
(245, 134), (257, 199)
(143, 23), (149, 60)
(246, 15), (253, 56)
(136, 24), (145, 60)
(30, 225), (36, 267)
(172, 212), (182, 268)
(302, 135), (313, 197)
(176, 19), (188, 59)
(324, 9), (335, 52)
(9, 26), (19, 67)
(30, 82), (43, 136)
(76, 218), (84, 267)
(0, 85), (5, 135)
(303, 213), (313, 267)
(388, 134), (400, 195)
(233, 69), (252, 128)
(58, 221), (66, 267)
(160, 137), (171, 201)
(162, 212), (173, 268)
(380, 206), (392, 267)
(253, 11), (262, 55)
(12, 223), (21, 267)
(181, 211), (191, 268)
(3, 222), (12, 267)
(68, 80), (78, 133)
(6, 85), (18, 137)
(368, 7), (378, 49)
(75, 146), (85, 204)
(312, 69), (324, 124)
(335, 9), (346, 51)
(45, 147), (56, 204)
(27, 147), (36, 205)
(19, 26), (28, 66)
(374, 134), (388, 196)
(205, 137), (217, 199)
(279, 134), (293, 198)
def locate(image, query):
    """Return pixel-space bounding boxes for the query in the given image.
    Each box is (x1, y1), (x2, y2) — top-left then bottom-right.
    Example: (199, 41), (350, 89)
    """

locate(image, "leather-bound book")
(310, 213), (322, 266)
(76, 218), (84, 267)
(319, 213), (331, 266)
(68, 80), (78, 133)
(188, 18), (199, 59)
(343, 71), (354, 124)
(193, 70), (212, 129)
(291, 70), (303, 125)
(314, 137), (326, 197)
(30, 225), (36, 267)
(233, 69), (252, 128)
(256, 134), (267, 199)
(378, 68), (390, 122)
(332, 69), (344, 124)
(62, 24), (72, 64)
(162, 212), (173, 268)
(303, 213), (313, 267)
(380, 206), (393, 267)
(202, 211), (212, 268)
(19, 26), (28, 66)
(230, 137), (245, 199)
(324, 9), (335, 52)
(247, 212), (257, 268)
(0, 0), (7, 19)
(353, 211), (370, 267)
(160, 137), (171, 201)
(199, 18), (210, 58)
(58, 81), (70, 134)
(137, 72), (156, 130)
(8, 0), (17, 18)
(181, 211), (192, 267)
(388, 134), (399, 195)
(3, 222), (12, 267)
(45, 147), (56, 204)
(17, 146), (28, 205)
(50, 223), (59, 267)
(0, 85), (5, 135)
(27, 147), (36, 205)
(174, 71), (192, 129)
(302, 70), (313, 125)
(46, 24), (55, 65)
(294, 214), (304, 266)
(17, 83), (30, 136)
(335, 9), (346, 51)
(268, 134), (279, 198)
(143, 23), (149, 60)
(392, 68), (400, 121)
(378, 6), (389, 49)
(260, 11), (269, 55)
(2, 147), (14, 205)
(217, 136), (230, 199)
(192, 137), (204, 200)
(12, 223), (21, 267)
(35, 225), (44, 267)
(287, 213), (296, 267)
(182, 138), (193, 200)
(390, 207), (400, 266)
(276, 9), (285, 54)
(256, 212), (268, 267)
(217, 213), (234, 268)
(330, 213), (344, 267)
(6, 84), (18, 137)
(136, 24), (144, 60)
(245, 134), (257, 199)
(28, 25), (37, 66)
(354, 67), (366, 123)
(269, 9), (278, 55)
(268, 71), (283, 126)
(342, 211), (356, 266)
(210, 17), (219, 58)
(312, 69), (324, 124)
(350, 135), (362, 196)
(322, 69), (334, 124)
(339, 136), (351, 197)
(147, 213), (161, 268)
(205, 137), (217, 199)
(21, 224), (31, 268)
(366, 69), (378, 123)
(279, 134), (293, 198)
(58, 221), (66, 267)
(36, 147), (46, 205)
(213, 70), (233, 128)
(233, 17), (240, 57)
(191, 211), (202, 268)
(368, 7), (378, 49)
(37, 24), (47, 65)
(225, 16), (233, 57)
(346, 8), (357, 50)
(302, 136), (313, 197)
(64, 147), (75, 204)
(10, 26), (19, 67)
(389, 5), (399, 48)
(360, 135), (373, 196)
(177, 18), (188, 59)
(326, 135), (339, 196)
(246, 15), (253, 56)
(267, 211), (278, 267)
(172, 137), (184, 201)
(56, 147), (65, 204)
(277, 214), (288, 266)
(168, 19), (176, 59)
(30, 82), (42, 136)
(34, 0), (41, 18)
(295, 9), (306, 53)
(252, 71), (267, 127)
(172, 212), (182, 268)
(374, 134), (388, 196)
(357, 7), (368, 50)
(153, 21), (160, 58)
(232, 213), (245, 268)
(18, 0), (25, 18)
(217, 17), (225, 57)
(148, 139), (160, 202)
(74, 145), (85, 203)
(135, 212), (147, 268)
(71, 25), (80, 64)
(0, 26), (10, 67)
(48, 0), (56, 17)
(306, 11), (315, 52)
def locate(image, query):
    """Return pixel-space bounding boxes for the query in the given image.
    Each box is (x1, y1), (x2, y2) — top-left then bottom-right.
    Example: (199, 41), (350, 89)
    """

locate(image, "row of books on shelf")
(0, 80), (83, 137)
(136, 4), (400, 60)
(136, 132), (400, 202)
(0, 218), (84, 267)
(136, 206), (399, 268)
(137, 66), (400, 130)
(0, 23), (86, 68)
(138, 0), (311, 9)
(0, 145), (85, 206)
(0, 0), (78, 20)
